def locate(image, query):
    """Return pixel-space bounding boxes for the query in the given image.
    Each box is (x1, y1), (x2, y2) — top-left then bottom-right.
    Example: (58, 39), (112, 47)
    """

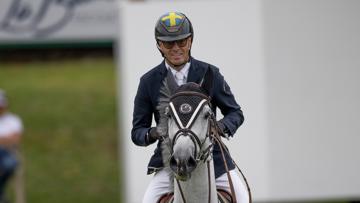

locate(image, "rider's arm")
(131, 77), (157, 146)
(212, 67), (244, 137)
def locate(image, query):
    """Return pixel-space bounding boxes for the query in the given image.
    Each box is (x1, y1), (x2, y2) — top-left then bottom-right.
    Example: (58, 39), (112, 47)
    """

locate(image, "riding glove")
(217, 120), (230, 138)
(146, 127), (161, 143)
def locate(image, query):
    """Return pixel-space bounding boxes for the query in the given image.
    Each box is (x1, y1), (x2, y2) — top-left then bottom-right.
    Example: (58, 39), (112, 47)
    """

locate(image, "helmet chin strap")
(156, 42), (167, 58)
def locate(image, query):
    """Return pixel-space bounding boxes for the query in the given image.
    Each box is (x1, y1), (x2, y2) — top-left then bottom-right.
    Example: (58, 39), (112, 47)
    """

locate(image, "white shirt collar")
(165, 61), (191, 79)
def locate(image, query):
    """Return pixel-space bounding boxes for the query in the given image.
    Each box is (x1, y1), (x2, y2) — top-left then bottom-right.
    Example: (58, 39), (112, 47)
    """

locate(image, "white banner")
(0, 0), (118, 43)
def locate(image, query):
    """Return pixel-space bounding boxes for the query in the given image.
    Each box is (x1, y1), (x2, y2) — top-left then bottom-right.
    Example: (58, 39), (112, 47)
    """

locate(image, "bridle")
(168, 91), (214, 164)
(166, 89), (253, 203)
(167, 90), (217, 203)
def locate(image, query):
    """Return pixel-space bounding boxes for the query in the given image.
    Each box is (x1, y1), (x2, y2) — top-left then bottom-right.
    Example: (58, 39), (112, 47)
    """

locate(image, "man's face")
(158, 37), (192, 69)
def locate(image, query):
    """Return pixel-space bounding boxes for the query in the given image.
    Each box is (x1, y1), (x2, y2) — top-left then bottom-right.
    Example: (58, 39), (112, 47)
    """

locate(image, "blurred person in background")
(0, 89), (23, 203)
(132, 12), (249, 203)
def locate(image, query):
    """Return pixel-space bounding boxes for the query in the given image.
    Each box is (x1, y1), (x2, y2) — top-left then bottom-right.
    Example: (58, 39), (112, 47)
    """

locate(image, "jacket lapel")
(187, 58), (207, 84)
(152, 61), (168, 103)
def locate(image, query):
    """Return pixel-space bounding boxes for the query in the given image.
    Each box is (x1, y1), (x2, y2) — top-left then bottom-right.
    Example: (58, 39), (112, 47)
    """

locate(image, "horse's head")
(166, 82), (215, 181)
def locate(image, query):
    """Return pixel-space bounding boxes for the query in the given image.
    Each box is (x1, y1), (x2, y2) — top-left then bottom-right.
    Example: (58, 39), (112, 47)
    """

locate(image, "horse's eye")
(204, 111), (211, 119)
(164, 107), (172, 118)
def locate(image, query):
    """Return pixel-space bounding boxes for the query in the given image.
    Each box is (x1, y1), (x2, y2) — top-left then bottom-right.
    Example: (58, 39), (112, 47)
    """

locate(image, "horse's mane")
(156, 77), (172, 138)
(156, 77), (175, 190)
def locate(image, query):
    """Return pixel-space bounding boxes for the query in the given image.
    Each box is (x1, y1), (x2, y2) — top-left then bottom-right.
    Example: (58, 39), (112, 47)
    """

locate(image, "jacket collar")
(158, 57), (205, 84)
(159, 60), (167, 75)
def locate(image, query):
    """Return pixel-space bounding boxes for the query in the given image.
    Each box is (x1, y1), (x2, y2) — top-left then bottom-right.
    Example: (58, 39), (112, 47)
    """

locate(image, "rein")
(210, 117), (253, 203)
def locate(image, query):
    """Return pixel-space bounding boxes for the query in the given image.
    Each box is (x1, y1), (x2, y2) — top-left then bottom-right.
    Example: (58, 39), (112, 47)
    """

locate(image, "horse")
(155, 69), (250, 203)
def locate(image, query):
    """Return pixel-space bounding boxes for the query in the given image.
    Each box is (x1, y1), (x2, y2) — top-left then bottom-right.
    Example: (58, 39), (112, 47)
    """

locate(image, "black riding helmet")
(155, 12), (193, 42)
(155, 12), (194, 59)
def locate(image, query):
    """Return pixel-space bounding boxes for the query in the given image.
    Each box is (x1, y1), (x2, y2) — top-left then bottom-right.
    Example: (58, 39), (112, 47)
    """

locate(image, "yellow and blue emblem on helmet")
(161, 12), (184, 27)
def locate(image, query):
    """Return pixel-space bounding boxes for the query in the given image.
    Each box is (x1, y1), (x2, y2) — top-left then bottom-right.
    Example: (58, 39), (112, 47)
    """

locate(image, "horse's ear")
(200, 66), (213, 96)
(166, 77), (177, 95)
(164, 70), (178, 96)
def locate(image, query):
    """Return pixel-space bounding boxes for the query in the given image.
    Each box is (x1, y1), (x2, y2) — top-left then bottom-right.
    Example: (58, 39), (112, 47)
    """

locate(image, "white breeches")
(142, 167), (249, 203)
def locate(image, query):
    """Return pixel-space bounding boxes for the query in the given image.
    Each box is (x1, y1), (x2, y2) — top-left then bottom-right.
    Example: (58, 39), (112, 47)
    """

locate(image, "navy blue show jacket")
(131, 57), (244, 178)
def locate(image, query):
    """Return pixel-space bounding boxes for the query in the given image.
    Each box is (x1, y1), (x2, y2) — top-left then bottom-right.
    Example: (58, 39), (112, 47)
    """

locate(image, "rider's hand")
(217, 120), (229, 138)
(146, 127), (161, 143)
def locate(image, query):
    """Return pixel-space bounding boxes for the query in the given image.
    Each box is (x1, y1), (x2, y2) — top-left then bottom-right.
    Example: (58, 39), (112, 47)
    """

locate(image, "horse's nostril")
(187, 156), (197, 172)
(169, 156), (178, 171)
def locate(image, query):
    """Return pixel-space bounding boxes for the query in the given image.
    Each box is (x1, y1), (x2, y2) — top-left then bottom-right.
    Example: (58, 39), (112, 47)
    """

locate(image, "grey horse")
(156, 73), (222, 203)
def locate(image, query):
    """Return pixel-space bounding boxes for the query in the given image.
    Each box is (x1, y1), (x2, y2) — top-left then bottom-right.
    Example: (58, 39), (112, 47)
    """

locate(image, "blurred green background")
(0, 57), (120, 203)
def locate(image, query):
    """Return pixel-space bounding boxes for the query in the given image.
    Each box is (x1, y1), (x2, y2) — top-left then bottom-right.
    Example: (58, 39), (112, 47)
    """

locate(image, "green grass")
(0, 58), (120, 203)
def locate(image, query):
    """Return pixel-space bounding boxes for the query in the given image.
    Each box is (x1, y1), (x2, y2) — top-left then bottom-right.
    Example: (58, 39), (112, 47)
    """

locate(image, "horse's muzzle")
(169, 155), (197, 181)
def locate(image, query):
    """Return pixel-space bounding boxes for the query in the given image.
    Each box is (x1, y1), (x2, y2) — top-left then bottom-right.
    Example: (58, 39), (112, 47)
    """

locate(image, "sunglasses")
(160, 38), (189, 49)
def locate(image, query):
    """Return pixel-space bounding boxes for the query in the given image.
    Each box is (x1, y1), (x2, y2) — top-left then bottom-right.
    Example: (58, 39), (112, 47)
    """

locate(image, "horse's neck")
(161, 139), (172, 167)
(173, 160), (218, 203)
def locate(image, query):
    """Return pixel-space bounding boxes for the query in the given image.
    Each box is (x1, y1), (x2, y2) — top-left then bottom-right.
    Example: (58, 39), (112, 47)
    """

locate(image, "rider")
(131, 11), (249, 203)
